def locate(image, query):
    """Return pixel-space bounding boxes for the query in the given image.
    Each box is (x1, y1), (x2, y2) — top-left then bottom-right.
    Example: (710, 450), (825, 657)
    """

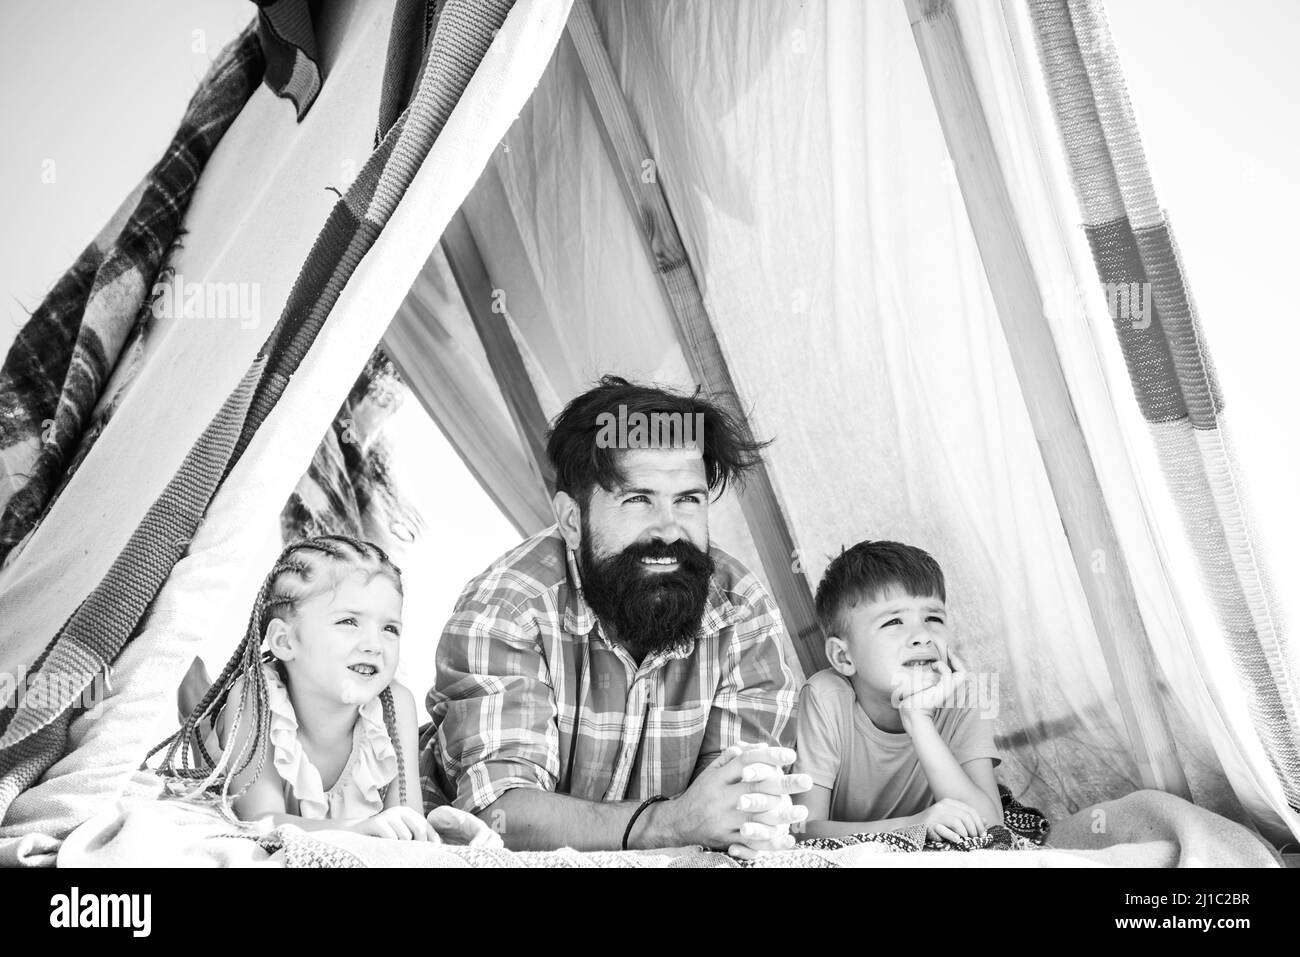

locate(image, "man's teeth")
(348, 664), (378, 676)
(641, 557), (677, 564)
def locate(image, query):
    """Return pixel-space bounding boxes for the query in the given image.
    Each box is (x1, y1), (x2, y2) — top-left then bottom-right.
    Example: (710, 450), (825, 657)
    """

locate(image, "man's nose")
(648, 501), (683, 542)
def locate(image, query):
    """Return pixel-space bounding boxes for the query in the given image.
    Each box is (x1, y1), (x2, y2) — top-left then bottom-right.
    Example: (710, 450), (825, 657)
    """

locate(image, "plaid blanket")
(0, 28), (264, 571)
(0, 3), (341, 574)
(0, 0), (516, 828)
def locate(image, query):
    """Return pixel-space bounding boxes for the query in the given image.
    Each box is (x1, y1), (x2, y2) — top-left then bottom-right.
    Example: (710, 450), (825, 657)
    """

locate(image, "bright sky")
(1, 1), (1294, 682)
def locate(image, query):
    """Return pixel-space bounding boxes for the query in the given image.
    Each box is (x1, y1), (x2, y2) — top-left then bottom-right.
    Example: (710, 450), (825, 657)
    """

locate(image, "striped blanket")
(1029, 0), (1299, 814)
(21, 787), (1275, 868)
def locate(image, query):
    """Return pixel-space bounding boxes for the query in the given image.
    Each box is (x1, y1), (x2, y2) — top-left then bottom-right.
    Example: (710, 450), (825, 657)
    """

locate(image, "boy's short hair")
(814, 540), (946, 638)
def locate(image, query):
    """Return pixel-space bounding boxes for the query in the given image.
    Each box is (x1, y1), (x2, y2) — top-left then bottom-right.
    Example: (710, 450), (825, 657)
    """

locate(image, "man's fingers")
(740, 762), (780, 784)
(737, 791), (777, 813)
(709, 744), (747, 771)
(739, 820), (777, 843)
(743, 832), (797, 853)
(751, 803), (809, 827)
(747, 772), (813, 796)
(736, 746), (796, 769)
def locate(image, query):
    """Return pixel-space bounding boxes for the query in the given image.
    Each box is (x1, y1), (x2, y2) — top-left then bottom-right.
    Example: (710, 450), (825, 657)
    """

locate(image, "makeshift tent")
(1, 0), (1296, 863)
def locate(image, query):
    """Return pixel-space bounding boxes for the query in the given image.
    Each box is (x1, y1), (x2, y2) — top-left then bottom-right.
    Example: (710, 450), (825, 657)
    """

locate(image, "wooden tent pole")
(441, 209), (557, 498)
(903, 0), (1189, 796)
(565, 0), (823, 677)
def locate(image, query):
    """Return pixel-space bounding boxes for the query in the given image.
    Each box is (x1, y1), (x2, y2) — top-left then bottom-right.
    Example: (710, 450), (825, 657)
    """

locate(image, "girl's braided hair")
(145, 535), (408, 814)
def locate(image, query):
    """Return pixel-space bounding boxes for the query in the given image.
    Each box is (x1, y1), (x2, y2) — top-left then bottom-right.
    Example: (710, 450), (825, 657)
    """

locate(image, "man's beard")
(578, 527), (715, 661)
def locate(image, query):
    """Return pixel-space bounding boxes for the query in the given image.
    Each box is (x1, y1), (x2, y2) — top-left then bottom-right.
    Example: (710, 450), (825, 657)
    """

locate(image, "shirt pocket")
(641, 704), (710, 794)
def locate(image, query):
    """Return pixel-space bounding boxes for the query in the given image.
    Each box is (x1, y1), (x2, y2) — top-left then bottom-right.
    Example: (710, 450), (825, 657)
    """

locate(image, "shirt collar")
(563, 545), (745, 653)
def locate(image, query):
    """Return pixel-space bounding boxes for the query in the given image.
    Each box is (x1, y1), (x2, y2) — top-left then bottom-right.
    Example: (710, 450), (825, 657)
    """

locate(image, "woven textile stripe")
(0, 29), (263, 568)
(0, 0), (516, 822)
(1083, 219), (1184, 423)
(0, 361), (263, 752)
(1028, 0), (1299, 812)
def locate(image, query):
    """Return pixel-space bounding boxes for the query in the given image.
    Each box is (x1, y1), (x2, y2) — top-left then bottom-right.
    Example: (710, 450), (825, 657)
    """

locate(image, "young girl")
(152, 534), (496, 845)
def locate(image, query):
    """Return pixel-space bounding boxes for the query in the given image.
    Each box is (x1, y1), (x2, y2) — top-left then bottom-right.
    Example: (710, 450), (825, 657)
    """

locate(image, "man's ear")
(265, 618), (294, 661)
(552, 490), (582, 551)
(825, 636), (856, 676)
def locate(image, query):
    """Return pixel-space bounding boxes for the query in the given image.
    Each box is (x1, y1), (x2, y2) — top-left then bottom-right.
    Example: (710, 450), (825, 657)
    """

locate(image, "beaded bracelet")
(622, 794), (669, 851)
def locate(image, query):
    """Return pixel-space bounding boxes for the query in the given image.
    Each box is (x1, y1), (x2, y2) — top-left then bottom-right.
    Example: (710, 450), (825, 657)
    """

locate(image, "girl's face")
(271, 573), (403, 707)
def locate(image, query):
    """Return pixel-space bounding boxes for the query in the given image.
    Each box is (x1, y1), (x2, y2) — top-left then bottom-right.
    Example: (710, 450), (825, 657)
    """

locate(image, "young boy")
(792, 540), (1002, 842)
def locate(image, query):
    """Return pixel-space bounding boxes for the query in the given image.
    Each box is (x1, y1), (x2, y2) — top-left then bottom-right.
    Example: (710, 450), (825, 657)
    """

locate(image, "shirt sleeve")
(944, 705), (1002, 768)
(791, 677), (844, 791)
(428, 599), (561, 814)
(693, 589), (800, 780)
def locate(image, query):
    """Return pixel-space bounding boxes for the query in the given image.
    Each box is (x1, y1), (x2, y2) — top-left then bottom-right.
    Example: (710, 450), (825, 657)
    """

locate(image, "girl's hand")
(351, 806), (432, 841)
(425, 806), (504, 848)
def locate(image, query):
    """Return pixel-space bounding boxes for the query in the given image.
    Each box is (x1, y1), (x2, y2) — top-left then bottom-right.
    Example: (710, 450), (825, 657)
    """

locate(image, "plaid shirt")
(422, 526), (799, 814)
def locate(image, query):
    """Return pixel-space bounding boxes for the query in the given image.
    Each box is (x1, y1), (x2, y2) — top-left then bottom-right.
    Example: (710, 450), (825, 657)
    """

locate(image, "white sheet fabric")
(0, 0), (574, 836)
(406, 0), (1285, 838)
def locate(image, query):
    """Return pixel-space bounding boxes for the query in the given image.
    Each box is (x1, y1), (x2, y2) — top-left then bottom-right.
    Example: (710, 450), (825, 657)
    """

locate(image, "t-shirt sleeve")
(944, 705), (1002, 768)
(791, 677), (845, 790)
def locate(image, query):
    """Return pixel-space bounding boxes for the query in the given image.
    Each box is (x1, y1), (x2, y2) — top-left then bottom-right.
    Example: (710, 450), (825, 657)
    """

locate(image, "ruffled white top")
(263, 664), (399, 820)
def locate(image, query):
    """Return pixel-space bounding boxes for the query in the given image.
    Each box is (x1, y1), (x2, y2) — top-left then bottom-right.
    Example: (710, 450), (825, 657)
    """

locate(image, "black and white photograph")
(0, 0), (1296, 930)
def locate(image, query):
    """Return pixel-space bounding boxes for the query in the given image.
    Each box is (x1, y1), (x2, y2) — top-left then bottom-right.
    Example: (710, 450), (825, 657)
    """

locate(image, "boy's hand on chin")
(897, 659), (969, 721)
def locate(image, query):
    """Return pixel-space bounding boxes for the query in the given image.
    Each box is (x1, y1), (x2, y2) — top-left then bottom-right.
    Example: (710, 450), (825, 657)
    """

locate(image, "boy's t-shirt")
(793, 669), (1001, 824)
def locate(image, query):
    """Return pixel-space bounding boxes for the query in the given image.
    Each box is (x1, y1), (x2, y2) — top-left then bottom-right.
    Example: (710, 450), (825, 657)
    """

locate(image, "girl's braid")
(379, 686), (408, 808)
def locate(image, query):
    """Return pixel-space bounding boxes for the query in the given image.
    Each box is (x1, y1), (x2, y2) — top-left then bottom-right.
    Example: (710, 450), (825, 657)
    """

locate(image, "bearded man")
(421, 376), (809, 856)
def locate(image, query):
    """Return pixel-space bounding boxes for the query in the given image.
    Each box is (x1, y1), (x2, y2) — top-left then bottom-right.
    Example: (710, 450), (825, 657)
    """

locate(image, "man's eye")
(926, 616), (945, 624)
(677, 495), (701, 505)
(624, 495), (648, 504)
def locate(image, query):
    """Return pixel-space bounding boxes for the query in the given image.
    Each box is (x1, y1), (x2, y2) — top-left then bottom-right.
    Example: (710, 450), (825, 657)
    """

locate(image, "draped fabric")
(1028, 0), (1299, 816)
(406, 0), (1143, 823)
(0, 29), (264, 571)
(388, 0), (1295, 837)
(0, 0), (537, 832)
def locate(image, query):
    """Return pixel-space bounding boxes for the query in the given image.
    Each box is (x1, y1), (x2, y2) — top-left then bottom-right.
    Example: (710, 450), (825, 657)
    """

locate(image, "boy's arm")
(794, 784), (922, 839)
(900, 712), (1001, 825)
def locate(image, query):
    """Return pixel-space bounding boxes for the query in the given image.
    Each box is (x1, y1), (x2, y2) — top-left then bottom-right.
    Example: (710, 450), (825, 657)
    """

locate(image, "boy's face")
(827, 584), (951, 703)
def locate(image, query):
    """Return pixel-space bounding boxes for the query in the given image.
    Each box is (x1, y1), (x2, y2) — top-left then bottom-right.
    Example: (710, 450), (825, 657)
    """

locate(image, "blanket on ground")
(19, 788), (1276, 868)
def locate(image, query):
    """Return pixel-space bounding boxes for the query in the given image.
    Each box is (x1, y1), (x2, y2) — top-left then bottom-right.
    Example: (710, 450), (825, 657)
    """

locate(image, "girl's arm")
(383, 681), (426, 815)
